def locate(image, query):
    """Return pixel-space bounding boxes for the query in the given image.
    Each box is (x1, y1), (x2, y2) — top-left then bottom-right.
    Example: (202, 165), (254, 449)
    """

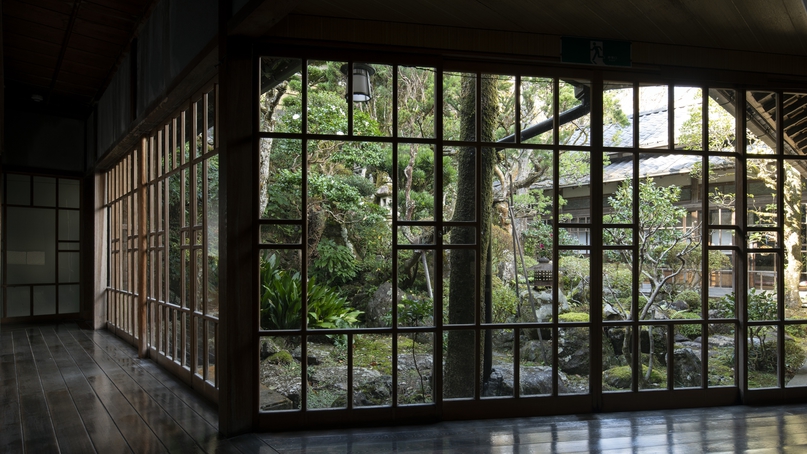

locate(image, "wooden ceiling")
(291, 0), (807, 56)
(3, 0), (807, 119)
(3, 0), (154, 117)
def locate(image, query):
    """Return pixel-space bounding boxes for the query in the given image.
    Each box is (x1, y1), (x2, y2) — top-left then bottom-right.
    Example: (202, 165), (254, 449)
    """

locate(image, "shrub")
(785, 339), (807, 378)
(674, 289), (701, 311)
(260, 254), (362, 331)
(313, 239), (358, 285)
(671, 311), (702, 339)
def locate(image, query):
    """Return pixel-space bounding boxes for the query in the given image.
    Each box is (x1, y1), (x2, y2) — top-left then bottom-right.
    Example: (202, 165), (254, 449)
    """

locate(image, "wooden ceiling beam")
(46, 0), (83, 104)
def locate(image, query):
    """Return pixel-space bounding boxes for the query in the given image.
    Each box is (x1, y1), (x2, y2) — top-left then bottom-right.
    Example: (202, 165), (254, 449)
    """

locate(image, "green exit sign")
(562, 37), (631, 67)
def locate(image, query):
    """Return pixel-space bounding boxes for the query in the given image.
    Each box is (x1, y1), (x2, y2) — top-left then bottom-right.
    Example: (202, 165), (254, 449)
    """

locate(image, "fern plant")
(260, 254), (362, 331)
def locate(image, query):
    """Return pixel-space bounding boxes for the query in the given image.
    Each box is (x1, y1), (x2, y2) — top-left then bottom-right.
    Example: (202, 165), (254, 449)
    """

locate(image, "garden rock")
(671, 347), (702, 387)
(558, 328), (589, 375)
(367, 282), (403, 327)
(353, 368), (393, 406)
(292, 344), (332, 365)
(521, 340), (551, 364)
(259, 385), (294, 411)
(260, 338), (283, 360)
(482, 364), (565, 396)
(259, 363), (302, 408)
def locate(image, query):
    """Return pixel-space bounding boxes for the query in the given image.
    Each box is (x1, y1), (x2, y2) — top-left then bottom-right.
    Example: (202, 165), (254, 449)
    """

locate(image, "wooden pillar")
(93, 171), (109, 329)
(218, 34), (256, 436)
(137, 138), (148, 357)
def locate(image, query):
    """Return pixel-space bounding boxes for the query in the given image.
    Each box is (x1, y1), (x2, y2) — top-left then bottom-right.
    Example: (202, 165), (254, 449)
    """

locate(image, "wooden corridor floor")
(4, 323), (807, 453)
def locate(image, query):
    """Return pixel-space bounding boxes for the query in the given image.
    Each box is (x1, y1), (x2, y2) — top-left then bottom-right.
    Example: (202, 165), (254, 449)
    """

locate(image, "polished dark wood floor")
(4, 323), (807, 453)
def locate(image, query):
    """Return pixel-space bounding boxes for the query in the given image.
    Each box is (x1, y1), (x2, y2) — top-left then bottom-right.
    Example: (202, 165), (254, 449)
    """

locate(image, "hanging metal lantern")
(340, 63), (375, 102)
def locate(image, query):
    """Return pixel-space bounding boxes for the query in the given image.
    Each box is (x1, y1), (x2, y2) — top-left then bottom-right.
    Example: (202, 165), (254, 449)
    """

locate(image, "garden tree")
(603, 178), (701, 378)
(680, 91), (804, 310)
(259, 61), (389, 270)
(444, 74), (496, 398)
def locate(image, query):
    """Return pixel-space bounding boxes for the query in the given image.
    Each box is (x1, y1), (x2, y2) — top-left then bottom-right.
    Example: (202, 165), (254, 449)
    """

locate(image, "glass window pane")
(259, 336), (301, 411)
(353, 63), (392, 137)
(7, 287), (31, 317)
(747, 159), (778, 227)
(59, 210), (80, 241)
(675, 86), (703, 151)
(397, 143), (435, 221)
(7, 174), (30, 205)
(7, 207), (56, 285)
(59, 284), (80, 314)
(708, 89), (736, 152)
(259, 249), (302, 330)
(559, 151), (590, 222)
(521, 76), (554, 145)
(59, 179), (80, 208)
(748, 253), (778, 321)
(398, 66), (435, 138)
(260, 58), (302, 134)
(397, 332), (434, 405)
(443, 147), (475, 222)
(748, 324), (778, 389)
(603, 82), (633, 148)
(33, 177), (56, 207)
(639, 84), (669, 149)
(308, 341), (347, 409)
(486, 74), (515, 141)
(58, 252), (80, 283)
(482, 329), (514, 398)
(396, 251), (434, 328)
(559, 327), (589, 394)
(206, 88), (216, 152)
(353, 334), (392, 407)
(33, 285), (56, 315)
(746, 91), (777, 155)
(259, 138), (301, 220)
(519, 330), (553, 396)
(559, 80), (591, 147)
(444, 72), (475, 142)
(445, 249), (477, 326)
(307, 60), (347, 135)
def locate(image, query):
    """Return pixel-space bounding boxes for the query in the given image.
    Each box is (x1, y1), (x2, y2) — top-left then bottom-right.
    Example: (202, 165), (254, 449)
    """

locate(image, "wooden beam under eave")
(228, 0), (300, 37)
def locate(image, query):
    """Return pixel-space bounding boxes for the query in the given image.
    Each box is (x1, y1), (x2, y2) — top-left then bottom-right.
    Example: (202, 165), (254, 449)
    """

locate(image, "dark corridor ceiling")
(3, 0), (154, 118)
(3, 0), (807, 120)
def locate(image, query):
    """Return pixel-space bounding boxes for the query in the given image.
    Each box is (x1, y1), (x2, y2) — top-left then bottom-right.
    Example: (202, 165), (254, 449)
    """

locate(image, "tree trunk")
(444, 74), (496, 398)
(784, 163), (804, 309)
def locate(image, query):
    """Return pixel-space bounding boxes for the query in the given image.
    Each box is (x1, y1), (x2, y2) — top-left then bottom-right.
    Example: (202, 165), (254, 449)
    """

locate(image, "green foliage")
(672, 311), (702, 339)
(786, 323), (807, 339)
(260, 254), (362, 331)
(268, 351), (294, 365)
(712, 292), (736, 318)
(558, 312), (590, 323)
(674, 290), (702, 311)
(491, 276), (519, 323)
(785, 339), (807, 377)
(313, 239), (358, 285)
(397, 297), (433, 327)
(747, 288), (777, 321)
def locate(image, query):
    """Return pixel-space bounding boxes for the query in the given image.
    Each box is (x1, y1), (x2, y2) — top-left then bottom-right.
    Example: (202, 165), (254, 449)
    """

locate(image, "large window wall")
(252, 51), (807, 427)
(105, 85), (219, 401)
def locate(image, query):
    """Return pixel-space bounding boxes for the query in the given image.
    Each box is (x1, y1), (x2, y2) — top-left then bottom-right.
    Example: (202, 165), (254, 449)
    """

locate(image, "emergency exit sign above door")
(562, 37), (631, 67)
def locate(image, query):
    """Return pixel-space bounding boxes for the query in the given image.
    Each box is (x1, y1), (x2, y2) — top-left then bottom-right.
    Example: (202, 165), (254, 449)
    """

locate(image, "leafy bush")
(671, 311), (701, 339)
(492, 276), (519, 323)
(313, 239), (358, 285)
(674, 290), (701, 312)
(785, 339), (807, 378)
(260, 254), (362, 331)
